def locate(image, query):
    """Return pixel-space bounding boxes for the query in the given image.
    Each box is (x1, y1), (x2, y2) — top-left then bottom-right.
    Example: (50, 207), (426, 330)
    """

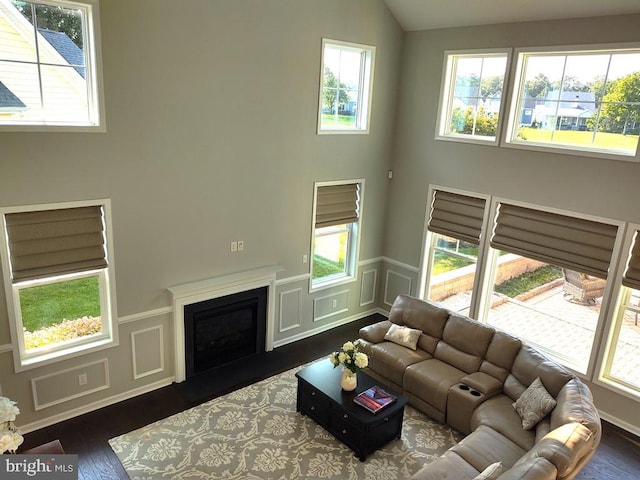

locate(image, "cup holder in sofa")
(459, 385), (470, 391)
(470, 390), (481, 397)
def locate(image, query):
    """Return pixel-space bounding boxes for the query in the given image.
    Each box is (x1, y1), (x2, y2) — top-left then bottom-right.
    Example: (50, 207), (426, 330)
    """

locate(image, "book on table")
(353, 385), (397, 413)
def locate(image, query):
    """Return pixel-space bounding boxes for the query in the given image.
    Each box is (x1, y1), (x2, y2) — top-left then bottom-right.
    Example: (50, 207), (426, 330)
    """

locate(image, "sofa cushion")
(471, 394), (536, 451)
(510, 345), (573, 398)
(434, 341), (483, 374)
(410, 450), (480, 480)
(452, 425), (525, 472)
(473, 462), (503, 480)
(404, 358), (466, 415)
(384, 323), (422, 350)
(513, 377), (557, 430)
(443, 314), (494, 357)
(479, 331), (522, 382)
(367, 342), (431, 387)
(359, 320), (393, 344)
(497, 457), (557, 480)
(389, 295), (449, 338)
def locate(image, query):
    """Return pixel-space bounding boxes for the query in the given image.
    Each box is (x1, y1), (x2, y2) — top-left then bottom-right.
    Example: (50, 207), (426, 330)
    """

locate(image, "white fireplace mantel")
(168, 265), (282, 383)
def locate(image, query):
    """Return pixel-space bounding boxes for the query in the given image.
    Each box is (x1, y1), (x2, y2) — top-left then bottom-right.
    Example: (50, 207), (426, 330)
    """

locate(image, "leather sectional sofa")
(358, 294), (601, 480)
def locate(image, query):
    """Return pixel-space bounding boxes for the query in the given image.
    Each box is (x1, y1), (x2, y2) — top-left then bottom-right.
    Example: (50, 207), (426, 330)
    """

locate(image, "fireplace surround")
(169, 266), (281, 382)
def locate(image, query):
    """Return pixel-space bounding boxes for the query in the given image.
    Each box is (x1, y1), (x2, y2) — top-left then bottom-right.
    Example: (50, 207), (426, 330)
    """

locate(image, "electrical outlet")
(238, 240), (244, 251)
(78, 373), (87, 386)
(302, 254), (308, 264)
(231, 241), (237, 252)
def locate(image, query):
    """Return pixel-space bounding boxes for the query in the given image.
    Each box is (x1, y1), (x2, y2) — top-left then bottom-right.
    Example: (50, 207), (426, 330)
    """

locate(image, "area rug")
(109, 360), (462, 479)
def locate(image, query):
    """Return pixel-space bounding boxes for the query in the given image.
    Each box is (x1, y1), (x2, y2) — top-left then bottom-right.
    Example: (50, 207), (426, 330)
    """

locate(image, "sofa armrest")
(497, 457), (557, 480)
(462, 372), (503, 397)
(359, 320), (393, 344)
(530, 422), (595, 477)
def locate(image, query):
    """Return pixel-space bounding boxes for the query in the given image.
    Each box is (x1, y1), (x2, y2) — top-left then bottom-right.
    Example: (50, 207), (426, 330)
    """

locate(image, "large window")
(436, 50), (510, 144)
(505, 45), (640, 160)
(318, 39), (375, 134)
(0, 0), (104, 129)
(0, 200), (117, 370)
(310, 181), (362, 290)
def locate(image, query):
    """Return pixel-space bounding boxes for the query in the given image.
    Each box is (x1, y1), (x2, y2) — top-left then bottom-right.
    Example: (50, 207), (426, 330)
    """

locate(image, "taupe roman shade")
(622, 231), (640, 290)
(490, 203), (617, 279)
(315, 184), (360, 229)
(5, 206), (107, 283)
(428, 190), (486, 244)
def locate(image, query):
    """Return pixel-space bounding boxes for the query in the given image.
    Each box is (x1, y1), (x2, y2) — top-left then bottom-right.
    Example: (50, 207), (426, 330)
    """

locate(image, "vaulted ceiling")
(383, 0), (640, 31)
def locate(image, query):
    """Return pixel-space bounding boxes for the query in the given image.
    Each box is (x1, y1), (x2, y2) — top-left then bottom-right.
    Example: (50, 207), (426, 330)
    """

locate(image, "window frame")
(317, 38), (375, 135)
(435, 48), (512, 146)
(0, 198), (118, 372)
(309, 179), (364, 292)
(0, 0), (105, 132)
(502, 43), (640, 162)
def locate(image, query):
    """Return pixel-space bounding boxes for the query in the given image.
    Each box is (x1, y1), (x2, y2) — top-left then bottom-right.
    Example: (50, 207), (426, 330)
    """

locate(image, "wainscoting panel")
(313, 290), (350, 322)
(131, 325), (165, 380)
(384, 270), (413, 306)
(360, 268), (377, 307)
(31, 359), (110, 410)
(279, 288), (302, 333)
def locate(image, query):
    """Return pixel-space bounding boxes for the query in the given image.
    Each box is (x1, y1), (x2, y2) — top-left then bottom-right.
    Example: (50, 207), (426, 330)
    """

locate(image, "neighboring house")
(0, 0), (87, 122)
(533, 90), (596, 130)
(0, 79), (25, 114)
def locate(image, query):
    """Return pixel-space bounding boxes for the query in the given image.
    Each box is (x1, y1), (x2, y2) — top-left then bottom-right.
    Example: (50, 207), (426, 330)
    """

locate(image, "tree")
(450, 106), (498, 136)
(14, 1), (83, 49)
(598, 72), (640, 135)
(525, 73), (551, 99)
(322, 68), (349, 113)
(480, 76), (503, 100)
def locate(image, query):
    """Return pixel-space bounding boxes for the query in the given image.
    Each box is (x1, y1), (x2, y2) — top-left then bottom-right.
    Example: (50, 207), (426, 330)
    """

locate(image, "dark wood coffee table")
(295, 359), (408, 461)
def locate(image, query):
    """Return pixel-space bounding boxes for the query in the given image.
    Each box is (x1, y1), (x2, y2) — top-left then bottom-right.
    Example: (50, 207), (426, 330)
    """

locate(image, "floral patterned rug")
(108, 361), (462, 479)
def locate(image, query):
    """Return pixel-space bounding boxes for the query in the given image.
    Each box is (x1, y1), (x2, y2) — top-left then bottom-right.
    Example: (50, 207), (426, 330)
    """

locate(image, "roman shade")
(622, 231), (640, 290)
(428, 190), (486, 244)
(490, 203), (617, 279)
(5, 206), (107, 283)
(315, 183), (360, 229)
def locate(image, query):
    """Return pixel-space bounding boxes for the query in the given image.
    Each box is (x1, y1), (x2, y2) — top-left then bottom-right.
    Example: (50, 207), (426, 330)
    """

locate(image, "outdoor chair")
(562, 268), (606, 305)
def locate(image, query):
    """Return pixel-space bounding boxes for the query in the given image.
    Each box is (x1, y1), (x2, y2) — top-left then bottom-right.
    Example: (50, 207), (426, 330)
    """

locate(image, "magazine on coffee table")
(353, 385), (397, 413)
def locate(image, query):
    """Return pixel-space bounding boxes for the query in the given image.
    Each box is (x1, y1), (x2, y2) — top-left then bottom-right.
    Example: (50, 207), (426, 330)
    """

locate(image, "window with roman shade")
(428, 190), (486, 244)
(5, 206), (107, 283)
(0, 200), (116, 371)
(311, 181), (363, 289)
(490, 203), (618, 278)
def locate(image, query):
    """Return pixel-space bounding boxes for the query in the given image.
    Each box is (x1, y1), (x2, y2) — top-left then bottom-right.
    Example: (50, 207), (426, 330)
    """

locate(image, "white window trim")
(435, 48), (512, 146)
(309, 179), (364, 293)
(317, 38), (375, 135)
(0, 198), (118, 372)
(501, 42), (640, 162)
(0, 0), (106, 132)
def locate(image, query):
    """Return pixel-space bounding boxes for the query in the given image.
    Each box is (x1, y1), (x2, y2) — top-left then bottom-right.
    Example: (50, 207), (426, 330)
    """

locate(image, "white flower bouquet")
(329, 340), (368, 373)
(0, 396), (23, 454)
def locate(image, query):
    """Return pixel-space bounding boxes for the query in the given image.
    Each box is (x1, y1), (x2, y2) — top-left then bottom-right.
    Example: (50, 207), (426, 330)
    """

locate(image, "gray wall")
(385, 14), (640, 431)
(0, 0), (403, 428)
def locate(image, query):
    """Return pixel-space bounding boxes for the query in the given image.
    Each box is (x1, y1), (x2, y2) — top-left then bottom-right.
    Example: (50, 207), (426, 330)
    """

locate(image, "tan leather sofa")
(358, 295), (601, 480)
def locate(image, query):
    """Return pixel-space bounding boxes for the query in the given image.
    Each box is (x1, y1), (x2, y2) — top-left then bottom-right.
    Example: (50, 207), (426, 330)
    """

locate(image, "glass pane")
(40, 64), (89, 122)
(339, 49), (361, 86)
(607, 288), (640, 389)
(485, 252), (600, 373)
(513, 50), (640, 156)
(0, 60), (42, 123)
(19, 275), (104, 352)
(313, 225), (349, 281)
(1, 2), (37, 62)
(426, 234), (479, 315)
(34, 2), (84, 66)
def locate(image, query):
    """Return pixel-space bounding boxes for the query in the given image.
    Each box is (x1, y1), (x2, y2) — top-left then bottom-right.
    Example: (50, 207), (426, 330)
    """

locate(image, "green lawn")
(313, 255), (345, 279)
(321, 113), (356, 127)
(494, 265), (563, 298)
(518, 127), (638, 152)
(432, 251), (474, 275)
(19, 276), (101, 332)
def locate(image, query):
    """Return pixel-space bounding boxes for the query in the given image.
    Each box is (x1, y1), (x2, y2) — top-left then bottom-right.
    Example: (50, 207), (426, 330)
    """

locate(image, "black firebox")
(184, 286), (267, 379)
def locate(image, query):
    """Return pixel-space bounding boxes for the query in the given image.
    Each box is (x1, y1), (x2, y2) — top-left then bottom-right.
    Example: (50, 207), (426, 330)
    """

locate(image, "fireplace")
(184, 287), (267, 378)
(169, 266), (280, 383)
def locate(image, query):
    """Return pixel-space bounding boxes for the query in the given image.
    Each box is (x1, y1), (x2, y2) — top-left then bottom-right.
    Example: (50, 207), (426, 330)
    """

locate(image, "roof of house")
(38, 28), (85, 78)
(0, 80), (26, 109)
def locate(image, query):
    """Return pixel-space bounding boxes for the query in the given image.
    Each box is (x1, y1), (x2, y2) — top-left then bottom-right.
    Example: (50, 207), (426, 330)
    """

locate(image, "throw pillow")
(473, 462), (503, 480)
(384, 323), (422, 350)
(512, 377), (557, 430)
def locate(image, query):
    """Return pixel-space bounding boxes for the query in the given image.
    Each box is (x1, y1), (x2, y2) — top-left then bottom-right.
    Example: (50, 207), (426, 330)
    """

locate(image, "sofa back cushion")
(433, 314), (494, 374)
(507, 345), (573, 399)
(480, 331), (522, 382)
(389, 295), (449, 338)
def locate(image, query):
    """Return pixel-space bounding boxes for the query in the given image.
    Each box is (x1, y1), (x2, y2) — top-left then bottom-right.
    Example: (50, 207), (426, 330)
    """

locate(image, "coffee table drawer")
(329, 414), (364, 450)
(298, 381), (330, 424)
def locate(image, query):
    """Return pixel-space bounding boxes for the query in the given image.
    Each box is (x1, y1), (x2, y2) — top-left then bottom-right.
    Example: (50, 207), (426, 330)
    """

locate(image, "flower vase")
(341, 369), (357, 391)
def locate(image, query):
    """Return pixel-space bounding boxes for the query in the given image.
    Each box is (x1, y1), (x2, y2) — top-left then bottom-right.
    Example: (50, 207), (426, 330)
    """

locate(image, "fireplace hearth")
(184, 287), (267, 378)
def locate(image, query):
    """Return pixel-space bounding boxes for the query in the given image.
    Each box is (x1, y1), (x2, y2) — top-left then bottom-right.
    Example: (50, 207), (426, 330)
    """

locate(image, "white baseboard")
(18, 377), (175, 434)
(598, 409), (640, 438)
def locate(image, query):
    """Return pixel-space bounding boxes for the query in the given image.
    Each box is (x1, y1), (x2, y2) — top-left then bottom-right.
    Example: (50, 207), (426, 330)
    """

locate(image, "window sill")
(310, 274), (356, 293)
(503, 138), (639, 162)
(435, 133), (499, 146)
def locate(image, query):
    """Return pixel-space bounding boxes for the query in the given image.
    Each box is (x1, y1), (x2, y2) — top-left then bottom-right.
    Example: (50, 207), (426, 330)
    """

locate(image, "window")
(436, 50), (510, 144)
(421, 189), (488, 315)
(0, 0), (104, 129)
(505, 45), (640, 160)
(311, 181), (363, 289)
(0, 200), (117, 370)
(318, 39), (375, 134)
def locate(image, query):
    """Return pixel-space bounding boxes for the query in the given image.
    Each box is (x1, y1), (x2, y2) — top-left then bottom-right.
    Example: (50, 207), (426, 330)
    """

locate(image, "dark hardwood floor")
(19, 313), (640, 479)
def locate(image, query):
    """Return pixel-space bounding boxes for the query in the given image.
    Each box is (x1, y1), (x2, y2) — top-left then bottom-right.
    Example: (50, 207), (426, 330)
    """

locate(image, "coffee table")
(295, 359), (408, 461)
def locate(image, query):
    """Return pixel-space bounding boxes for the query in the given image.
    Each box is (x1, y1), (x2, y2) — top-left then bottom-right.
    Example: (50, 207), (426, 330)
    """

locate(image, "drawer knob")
(310, 406), (315, 411)
(311, 391), (316, 396)
(342, 429), (347, 434)
(343, 413), (348, 419)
